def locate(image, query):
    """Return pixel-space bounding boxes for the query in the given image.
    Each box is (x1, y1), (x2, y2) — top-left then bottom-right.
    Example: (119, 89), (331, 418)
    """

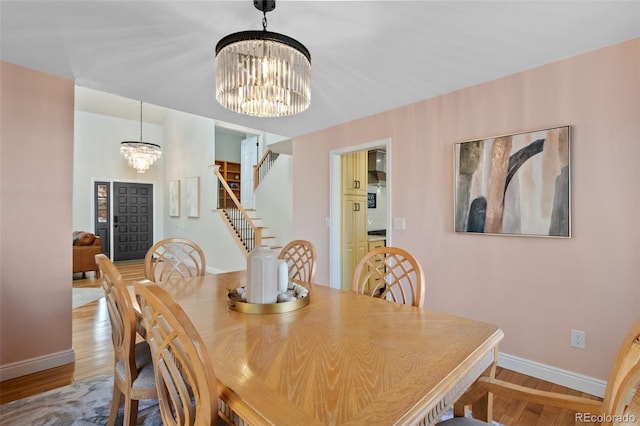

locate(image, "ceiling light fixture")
(215, 0), (311, 117)
(120, 101), (161, 173)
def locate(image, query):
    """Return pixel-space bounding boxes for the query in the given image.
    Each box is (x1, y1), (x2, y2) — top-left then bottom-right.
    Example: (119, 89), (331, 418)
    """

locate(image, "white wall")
(215, 129), (243, 162)
(161, 109), (247, 272)
(254, 154), (294, 247)
(73, 111), (164, 244)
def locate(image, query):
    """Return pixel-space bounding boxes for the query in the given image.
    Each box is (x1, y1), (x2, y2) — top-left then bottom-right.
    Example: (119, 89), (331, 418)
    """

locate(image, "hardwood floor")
(0, 260), (601, 425)
(0, 260), (142, 404)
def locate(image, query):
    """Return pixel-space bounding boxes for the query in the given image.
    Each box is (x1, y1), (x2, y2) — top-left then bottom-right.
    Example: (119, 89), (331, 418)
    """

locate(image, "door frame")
(328, 138), (392, 289)
(90, 177), (160, 259)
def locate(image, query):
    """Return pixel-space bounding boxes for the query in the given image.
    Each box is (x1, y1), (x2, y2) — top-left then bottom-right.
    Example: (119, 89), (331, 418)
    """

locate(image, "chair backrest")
(352, 246), (425, 308)
(95, 254), (140, 383)
(134, 281), (218, 425)
(602, 318), (640, 424)
(144, 238), (206, 282)
(277, 239), (317, 284)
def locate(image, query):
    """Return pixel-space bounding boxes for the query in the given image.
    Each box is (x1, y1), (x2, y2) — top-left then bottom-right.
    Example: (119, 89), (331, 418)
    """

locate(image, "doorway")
(329, 138), (392, 289)
(112, 182), (154, 261)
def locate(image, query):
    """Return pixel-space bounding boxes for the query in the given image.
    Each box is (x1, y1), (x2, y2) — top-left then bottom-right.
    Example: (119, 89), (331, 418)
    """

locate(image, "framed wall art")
(186, 176), (200, 218)
(454, 125), (570, 237)
(169, 180), (180, 217)
(367, 192), (376, 209)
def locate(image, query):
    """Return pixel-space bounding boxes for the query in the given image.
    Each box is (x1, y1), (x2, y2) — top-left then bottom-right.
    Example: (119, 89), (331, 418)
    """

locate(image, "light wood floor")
(0, 260), (600, 425)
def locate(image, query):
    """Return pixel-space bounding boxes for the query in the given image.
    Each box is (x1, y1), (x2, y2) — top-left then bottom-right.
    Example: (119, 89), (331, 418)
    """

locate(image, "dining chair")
(439, 318), (640, 425)
(95, 254), (157, 426)
(133, 281), (221, 425)
(144, 238), (206, 282)
(352, 246), (426, 308)
(277, 239), (317, 284)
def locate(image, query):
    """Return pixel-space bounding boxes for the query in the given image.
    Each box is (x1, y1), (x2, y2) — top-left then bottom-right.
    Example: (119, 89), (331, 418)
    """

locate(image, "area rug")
(439, 410), (504, 425)
(72, 288), (105, 310)
(0, 375), (161, 425)
(0, 374), (504, 425)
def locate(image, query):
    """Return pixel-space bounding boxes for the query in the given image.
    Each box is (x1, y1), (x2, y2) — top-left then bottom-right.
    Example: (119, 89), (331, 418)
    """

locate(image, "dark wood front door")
(113, 182), (153, 261)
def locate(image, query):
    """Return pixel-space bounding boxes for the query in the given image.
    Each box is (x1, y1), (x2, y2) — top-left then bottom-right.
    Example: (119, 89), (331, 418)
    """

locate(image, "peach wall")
(0, 62), (75, 376)
(292, 39), (639, 380)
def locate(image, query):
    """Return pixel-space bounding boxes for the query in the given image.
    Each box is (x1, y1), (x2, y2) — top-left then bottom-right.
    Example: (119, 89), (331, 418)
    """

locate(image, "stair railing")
(211, 164), (263, 254)
(253, 149), (280, 190)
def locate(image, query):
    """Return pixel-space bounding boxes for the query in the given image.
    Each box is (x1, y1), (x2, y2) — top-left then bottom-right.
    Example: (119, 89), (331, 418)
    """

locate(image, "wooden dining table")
(153, 272), (504, 425)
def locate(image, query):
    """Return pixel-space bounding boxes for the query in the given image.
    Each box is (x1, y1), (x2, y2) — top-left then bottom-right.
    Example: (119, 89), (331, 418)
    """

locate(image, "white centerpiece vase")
(246, 245), (278, 304)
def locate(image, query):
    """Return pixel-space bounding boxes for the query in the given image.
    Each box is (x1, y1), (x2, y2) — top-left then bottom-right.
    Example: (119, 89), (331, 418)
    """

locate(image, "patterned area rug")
(0, 375), (162, 425)
(0, 374), (504, 425)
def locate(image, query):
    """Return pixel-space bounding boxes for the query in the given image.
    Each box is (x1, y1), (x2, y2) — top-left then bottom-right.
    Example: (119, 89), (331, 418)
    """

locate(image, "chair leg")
(108, 384), (123, 426)
(123, 397), (140, 426)
(471, 392), (492, 422)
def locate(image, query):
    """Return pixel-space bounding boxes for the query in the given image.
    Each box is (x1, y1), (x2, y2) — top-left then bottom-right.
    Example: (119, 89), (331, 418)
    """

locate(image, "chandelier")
(120, 101), (161, 173)
(215, 0), (311, 117)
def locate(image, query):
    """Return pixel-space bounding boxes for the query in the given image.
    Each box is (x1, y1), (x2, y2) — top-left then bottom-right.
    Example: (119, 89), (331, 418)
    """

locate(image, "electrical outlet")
(571, 329), (586, 349)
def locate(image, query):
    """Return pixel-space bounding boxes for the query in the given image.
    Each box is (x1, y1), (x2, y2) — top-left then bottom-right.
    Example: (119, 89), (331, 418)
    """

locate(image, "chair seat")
(115, 341), (156, 390)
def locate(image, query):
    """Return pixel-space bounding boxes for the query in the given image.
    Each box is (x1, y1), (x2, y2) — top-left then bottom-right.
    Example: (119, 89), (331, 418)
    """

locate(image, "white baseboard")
(206, 266), (228, 275)
(0, 349), (75, 381)
(498, 352), (606, 398)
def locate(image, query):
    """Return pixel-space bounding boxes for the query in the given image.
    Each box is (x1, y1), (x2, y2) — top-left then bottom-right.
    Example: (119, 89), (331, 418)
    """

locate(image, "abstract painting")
(186, 176), (199, 218)
(454, 125), (570, 237)
(169, 180), (180, 217)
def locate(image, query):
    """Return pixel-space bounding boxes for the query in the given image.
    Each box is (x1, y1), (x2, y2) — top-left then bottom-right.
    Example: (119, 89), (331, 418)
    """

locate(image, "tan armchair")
(73, 231), (102, 278)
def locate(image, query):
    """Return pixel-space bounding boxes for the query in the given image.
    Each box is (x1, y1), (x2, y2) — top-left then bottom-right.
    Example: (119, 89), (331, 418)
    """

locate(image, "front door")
(113, 182), (154, 261)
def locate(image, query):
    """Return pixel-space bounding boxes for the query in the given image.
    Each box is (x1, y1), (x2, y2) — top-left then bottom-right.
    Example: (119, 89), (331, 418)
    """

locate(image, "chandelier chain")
(262, 12), (267, 31)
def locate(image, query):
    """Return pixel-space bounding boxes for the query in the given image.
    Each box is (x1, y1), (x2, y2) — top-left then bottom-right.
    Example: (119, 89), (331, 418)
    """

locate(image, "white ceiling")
(1, 1), (638, 138)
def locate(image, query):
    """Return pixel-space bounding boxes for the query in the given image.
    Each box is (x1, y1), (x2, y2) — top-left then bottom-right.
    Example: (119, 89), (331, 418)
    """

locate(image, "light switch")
(393, 218), (406, 230)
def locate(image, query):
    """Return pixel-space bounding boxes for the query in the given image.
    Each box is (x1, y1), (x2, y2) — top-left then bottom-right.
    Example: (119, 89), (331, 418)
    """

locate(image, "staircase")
(219, 207), (278, 255)
(212, 149), (281, 255)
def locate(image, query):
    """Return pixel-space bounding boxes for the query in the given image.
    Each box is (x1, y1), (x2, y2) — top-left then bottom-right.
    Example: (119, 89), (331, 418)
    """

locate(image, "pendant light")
(120, 101), (161, 173)
(215, 0), (311, 117)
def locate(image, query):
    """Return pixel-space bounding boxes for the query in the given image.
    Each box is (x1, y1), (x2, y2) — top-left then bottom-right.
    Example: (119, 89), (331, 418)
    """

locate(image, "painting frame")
(169, 180), (180, 217)
(367, 192), (376, 209)
(186, 176), (200, 218)
(454, 125), (571, 238)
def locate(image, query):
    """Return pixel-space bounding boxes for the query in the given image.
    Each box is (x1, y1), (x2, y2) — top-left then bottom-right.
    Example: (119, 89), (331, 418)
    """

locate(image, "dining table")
(152, 272), (504, 425)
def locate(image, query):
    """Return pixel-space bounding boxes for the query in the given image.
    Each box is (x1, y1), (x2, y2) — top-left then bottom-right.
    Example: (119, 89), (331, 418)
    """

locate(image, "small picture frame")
(367, 193), (376, 209)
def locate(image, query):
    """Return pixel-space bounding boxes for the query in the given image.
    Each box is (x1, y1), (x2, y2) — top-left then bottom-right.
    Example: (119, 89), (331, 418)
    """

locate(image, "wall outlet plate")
(571, 329), (586, 349)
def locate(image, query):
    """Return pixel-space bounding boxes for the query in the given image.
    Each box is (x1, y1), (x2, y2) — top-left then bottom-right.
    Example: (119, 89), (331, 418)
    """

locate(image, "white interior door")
(241, 135), (259, 209)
